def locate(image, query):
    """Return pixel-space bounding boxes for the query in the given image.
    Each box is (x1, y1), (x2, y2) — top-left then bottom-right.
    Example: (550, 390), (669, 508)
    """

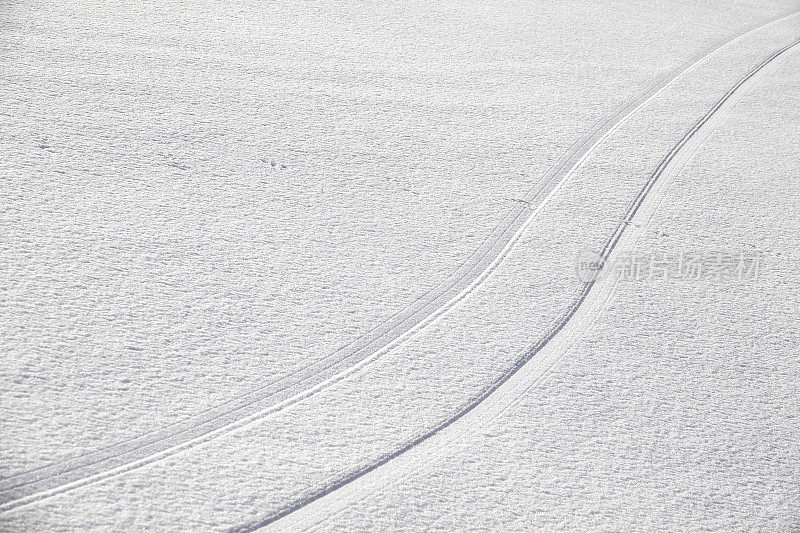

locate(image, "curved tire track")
(1, 9), (797, 512)
(235, 34), (800, 533)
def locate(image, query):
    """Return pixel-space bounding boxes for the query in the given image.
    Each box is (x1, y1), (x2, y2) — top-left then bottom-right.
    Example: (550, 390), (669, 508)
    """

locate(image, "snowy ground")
(1, 1), (799, 531)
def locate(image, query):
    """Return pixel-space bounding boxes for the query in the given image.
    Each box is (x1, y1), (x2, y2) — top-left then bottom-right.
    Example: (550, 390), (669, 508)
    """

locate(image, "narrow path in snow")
(0, 8), (797, 515)
(245, 34), (800, 533)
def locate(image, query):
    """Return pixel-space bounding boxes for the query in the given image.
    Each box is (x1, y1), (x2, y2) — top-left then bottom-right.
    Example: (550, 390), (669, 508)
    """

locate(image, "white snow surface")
(1, 0), (798, 530)
(310, 48), (800, 533)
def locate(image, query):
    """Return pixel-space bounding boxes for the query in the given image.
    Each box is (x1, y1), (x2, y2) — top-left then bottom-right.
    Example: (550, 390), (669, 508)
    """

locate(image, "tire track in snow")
(237, 34), (800, 533)
(1, 10), (797, 512)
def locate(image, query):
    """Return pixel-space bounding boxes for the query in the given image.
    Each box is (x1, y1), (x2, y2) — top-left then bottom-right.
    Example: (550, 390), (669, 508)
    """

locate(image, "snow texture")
(1, 0), (798, 531)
